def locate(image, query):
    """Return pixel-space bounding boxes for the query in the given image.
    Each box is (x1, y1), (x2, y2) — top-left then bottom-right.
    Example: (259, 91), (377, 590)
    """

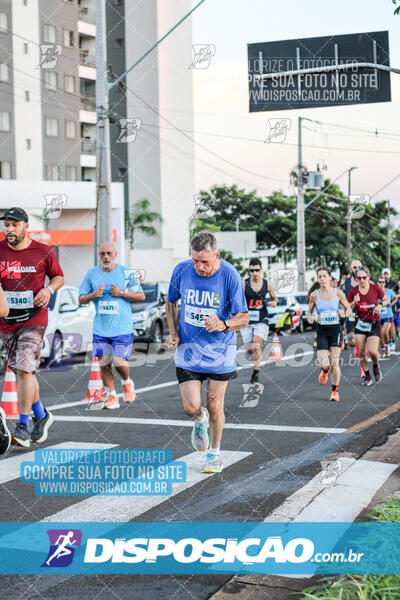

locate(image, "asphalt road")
(0, 330), (399, 599)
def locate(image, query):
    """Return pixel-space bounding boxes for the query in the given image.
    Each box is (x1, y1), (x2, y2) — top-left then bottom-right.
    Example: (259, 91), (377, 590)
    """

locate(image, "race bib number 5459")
(184, 305), (216, 327)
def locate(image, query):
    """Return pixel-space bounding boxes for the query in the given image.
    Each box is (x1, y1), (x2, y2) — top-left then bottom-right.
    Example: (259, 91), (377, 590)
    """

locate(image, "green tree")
(194, 183), (400, 277)
(219, 249), (246, 277)
(126, 199), (162, 250)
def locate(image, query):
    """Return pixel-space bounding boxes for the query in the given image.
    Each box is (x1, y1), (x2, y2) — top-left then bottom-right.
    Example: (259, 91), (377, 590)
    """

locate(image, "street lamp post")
(346, 166), (358, 271)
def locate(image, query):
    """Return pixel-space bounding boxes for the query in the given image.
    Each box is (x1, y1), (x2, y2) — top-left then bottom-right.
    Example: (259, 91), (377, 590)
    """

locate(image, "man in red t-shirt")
(347, 265), (388, 386)
(0, 207), (64, 449)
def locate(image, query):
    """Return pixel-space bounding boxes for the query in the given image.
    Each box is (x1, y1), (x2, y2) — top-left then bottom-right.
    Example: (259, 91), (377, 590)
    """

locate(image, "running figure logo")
(240, 383), (264, 408)
(42, 529), (82, 568)
(39, 45), (62, 69)
(116, 119), (142, 143)
(265, 118), (291, 143)
(189, 44), (216, 69)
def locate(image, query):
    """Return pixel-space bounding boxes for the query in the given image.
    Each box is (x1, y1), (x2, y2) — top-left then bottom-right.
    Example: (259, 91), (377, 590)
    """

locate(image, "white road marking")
(266, 457), (397, 578)
(42, 450), (251, 522)
(0, 442), (116, 486)
(46, 349), (315, 413)
(51, 415), (346, 434)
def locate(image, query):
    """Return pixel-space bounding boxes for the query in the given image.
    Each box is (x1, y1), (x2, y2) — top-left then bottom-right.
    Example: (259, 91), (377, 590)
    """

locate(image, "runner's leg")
(206, 378), (228, 450)
(329, 346), (341, 386)
(355, 334), (368, 370)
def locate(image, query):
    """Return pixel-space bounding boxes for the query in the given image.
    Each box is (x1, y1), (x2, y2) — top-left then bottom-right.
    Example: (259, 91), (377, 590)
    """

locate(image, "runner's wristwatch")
(223, 319), (230, 331)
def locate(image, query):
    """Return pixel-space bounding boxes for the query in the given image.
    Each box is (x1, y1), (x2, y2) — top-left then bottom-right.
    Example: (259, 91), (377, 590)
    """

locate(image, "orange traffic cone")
(84, 357), (105, 403)
(1, 364), (19, 417)
(269, 332), (282, 362)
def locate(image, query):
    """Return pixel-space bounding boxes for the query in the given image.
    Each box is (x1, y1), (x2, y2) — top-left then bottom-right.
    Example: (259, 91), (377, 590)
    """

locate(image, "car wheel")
(152, 322), (164, 354)
(297, 318), (304, 334)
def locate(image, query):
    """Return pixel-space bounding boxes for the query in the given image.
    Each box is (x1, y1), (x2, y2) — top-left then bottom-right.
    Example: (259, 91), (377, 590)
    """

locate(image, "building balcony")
(80, 50), (96, 68)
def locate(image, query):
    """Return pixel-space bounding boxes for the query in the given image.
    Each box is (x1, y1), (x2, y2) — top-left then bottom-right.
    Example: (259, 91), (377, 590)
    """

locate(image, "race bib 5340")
(4, 290), (34, 309)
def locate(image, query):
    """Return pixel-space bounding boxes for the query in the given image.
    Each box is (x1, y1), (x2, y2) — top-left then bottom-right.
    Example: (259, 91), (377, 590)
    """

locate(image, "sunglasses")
(357, 275), (368, 280)
(249, 269), (261, 272)
(378, 280), (385, 284)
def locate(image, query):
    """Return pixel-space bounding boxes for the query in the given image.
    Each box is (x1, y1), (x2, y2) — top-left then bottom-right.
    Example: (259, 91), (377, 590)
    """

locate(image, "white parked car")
(267, 293), (303, 333)
(41, 286), (95, 359)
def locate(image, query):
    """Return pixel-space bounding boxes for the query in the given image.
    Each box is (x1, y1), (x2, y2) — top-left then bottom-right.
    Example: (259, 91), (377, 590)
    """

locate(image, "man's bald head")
(99, 242), (117, 270)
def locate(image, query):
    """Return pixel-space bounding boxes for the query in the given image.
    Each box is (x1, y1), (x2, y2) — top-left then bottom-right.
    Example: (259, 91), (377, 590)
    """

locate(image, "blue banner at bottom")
(0, 522), (399, 574)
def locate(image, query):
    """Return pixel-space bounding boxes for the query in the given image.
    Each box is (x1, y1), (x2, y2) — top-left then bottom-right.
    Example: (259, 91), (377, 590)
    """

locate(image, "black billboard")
(248, 31), (391, 112)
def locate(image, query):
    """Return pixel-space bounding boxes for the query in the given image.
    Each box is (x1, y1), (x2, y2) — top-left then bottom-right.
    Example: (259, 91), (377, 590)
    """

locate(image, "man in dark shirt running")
(0, 207), (64, 449)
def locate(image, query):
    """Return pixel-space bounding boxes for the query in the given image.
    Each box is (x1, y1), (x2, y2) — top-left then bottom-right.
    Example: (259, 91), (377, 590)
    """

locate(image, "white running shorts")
(241, 322), (269, 344)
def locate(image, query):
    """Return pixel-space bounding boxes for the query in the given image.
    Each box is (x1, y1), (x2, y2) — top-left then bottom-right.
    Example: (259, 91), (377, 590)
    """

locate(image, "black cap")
(0, 207), (29, 222)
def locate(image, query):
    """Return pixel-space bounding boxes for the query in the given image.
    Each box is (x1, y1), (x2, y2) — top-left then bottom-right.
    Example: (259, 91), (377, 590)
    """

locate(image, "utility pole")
(387, 198), (391, 268)
(346, 166), (357, 271)
(297, 116), (305, 291)
(95, 0), (112, 258)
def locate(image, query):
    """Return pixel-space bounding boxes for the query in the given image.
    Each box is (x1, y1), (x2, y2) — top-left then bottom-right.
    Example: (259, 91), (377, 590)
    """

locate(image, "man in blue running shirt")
(79, 242), (145, 409)
(166, 231), (249, 474)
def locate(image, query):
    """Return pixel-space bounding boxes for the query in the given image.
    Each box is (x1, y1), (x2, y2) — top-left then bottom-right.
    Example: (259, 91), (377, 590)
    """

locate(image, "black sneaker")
(362, 373), (372, 386)
(13, 422), (31, 448)
(373, 364), (382, 383)
(250, 370), (259, 384)
(31, 408), (54, 443)
(0, 407), (11, 456)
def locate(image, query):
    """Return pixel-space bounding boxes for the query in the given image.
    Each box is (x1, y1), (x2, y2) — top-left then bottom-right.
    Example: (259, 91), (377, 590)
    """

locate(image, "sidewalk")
(211, 427), (400, 600)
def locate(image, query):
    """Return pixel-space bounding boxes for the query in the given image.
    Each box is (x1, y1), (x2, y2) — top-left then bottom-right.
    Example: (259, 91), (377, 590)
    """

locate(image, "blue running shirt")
(381, 287), (395, 319)
(167, 259), (248, 373)
(79, 265), (142, 336)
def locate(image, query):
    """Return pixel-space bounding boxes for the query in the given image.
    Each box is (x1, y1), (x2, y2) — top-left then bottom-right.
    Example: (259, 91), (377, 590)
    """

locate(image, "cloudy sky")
(190, 0), (400, 213)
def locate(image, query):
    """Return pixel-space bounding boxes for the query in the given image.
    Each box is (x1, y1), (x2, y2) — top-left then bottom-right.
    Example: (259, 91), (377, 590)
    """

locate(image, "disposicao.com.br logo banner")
(0, 522), (399, 575)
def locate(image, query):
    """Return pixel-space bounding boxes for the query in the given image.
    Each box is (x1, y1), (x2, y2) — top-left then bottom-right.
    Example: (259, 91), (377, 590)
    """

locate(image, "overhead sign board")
(248, 31), (391, 112)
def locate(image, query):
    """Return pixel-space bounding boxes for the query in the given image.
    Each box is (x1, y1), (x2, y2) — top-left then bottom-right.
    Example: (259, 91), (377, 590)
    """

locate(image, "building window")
(65, 120), (76, 139)
(0, 13), (9, 32)
(46, 164), (60, 181)
(26, 139), (31, 150)
(23, 42), (28, 54)
(44, 71), (57, 90)
(0, 112), (10, 131)
(114, 38), (124, 49)
(63, 29), (74, 47)
(113, 0), (123, 5)
(0, 63), (9, 82)
(25, 90), (30, 101)
(23, 0), (28, 6)
(65, 74), (75, 93)
(45, 117), (58, 137)
(43, 24), (56, 44)
(0, 161), (11, 179)
(66, 165), (77, 180)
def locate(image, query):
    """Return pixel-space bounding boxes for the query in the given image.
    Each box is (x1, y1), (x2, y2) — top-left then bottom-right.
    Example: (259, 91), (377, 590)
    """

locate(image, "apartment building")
(0, 0), (194, 269)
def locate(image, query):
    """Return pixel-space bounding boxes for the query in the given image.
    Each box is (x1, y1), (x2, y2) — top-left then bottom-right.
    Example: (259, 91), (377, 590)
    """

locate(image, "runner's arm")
(166, 300), (179, 336)
(34, 275), (64, 307)
(337, 290), (352, 317)
(0, 285), (9, 317)
(267, 282), (278, 307)
(110, 285), (145, 302)
(306, 292), (316, 324)
(204, 311), (249, 332)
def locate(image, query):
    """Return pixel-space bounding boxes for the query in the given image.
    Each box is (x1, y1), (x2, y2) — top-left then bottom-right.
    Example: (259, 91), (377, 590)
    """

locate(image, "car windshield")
(276, 296), (288, 306)
(295, 294), (307, 304)
(141, 284), (157, 303)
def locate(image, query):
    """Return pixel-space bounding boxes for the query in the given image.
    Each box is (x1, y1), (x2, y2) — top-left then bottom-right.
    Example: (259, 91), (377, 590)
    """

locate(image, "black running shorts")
(354, 319), (380, 338)
(316, 323), (343, 351)
(176, 367), (237, 384)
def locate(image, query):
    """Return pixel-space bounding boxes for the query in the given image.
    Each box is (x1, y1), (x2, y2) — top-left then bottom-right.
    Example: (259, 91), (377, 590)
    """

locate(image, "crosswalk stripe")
(0, 442), (116, 486)
(42, 450), (251, 523)
(50, 415), (346, 434)
(0, 450), (251, 551)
